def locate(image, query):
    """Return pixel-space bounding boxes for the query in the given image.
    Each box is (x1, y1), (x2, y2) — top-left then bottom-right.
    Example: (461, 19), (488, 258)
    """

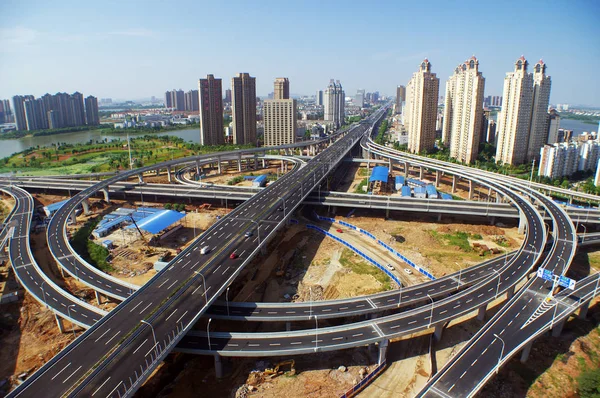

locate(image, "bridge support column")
(101, 188), (110, 202)
(518, 213), (527, 234)
(262, 159), (266, 168)
(217, 156), (222, 174)
(552, 320), (565, 337)
(237, 154), (242, 172)
(386, 208), (390, 219)
(520, 341), (533, 363)
(55, 315), (65, 333)
(468, 180), (474, 200)
(254, 154), (258, 170)
(138, 173), (143, 184)
(435, 170), (441, 188)
(433, 323), (444, 341)
(579, 300), (590, 319)
(286, 322), (291, 331)
(196, 160), (201, 176)
(70, 212), (77, 225)
(378, 339), (389, 365)
(419, 166), (424, 180)
(506, 285), (515, 299)
(477, 304), (487, 321)
(167, 166), (172, 183)
(487, 187), (492, 200)
(496, 192), (502, 203)
(437, 213), (442, 222)
(404, 162), (409, 177)
(95, 290), (102, 305)
(214, 354), (223, 378)
(452, 175), (457, 193)
(489, 216), (496, 225)
(82, 199), (90, 215)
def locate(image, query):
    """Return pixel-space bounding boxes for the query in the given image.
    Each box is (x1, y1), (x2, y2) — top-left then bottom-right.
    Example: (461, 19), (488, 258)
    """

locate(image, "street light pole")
(226, 287), (230, 317)
(493, 269), (501, 298)
(195, 271), (208, 305)
(314, 315), (318, 351)
(141, 320), (159, 359)
(455, 262), (462, 290)
(207, 318), (212, 350)
(582, 224), (587, 243)
(492, 334), (505, 375)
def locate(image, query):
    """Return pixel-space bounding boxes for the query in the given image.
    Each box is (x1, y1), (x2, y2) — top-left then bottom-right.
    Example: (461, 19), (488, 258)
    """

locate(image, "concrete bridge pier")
(378, 338), (389, 365)
(237, 154), (242, 172)
(404, 162), (409, 177)
(262, 159), (266, 169)
(138, 173), (144, 184)
(518, 213), (527, 234)
(419, 166), (424, 180)
(451, 175), (457, 193)
(487, 187), (492, 200)
(101, 188), (110, 202)
(195, 160), (201, 176)
(254, 154), (258, 170)
(496, 192), (502, 203)
(82, 199), (90, 215)
(520, 341), (533, 363)
(433, 323), (444, 341)
(217, 156), (222, 174)
(468, 180), (474, 200)
(95, 291), (103, 305)
(551, 319), (566, 337)
(435, 170), (441, 188)
(286, 322), (291, 331)
(166, 166), (172, 183)
(70, 212), (77, 225)
(55, 315), (65, 333)
(437, 213), (442, 222)
(579, 300), (590, 319)
(214, 354), (223, 378)
(477, 304), (487, 321)
(506, 285), (515, 299)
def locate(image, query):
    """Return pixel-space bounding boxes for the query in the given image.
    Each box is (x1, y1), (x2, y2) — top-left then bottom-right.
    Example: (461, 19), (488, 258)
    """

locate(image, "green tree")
(578, 368), (600, 398)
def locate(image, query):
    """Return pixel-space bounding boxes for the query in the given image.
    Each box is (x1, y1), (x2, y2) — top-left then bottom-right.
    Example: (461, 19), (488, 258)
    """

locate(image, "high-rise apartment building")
(324, 79), (345, 129)
(12, 95), (30, 131)
(395, 85), (406, 114)
(225, 89), (232, 103)
(198, 74), (225, 146)
(85, 96), (99, 125)
(496, 57), (552, 165)
(496, 57), (535, 165)
(274, 78), (290, 100)
(539, 140), (600, 180)
(0, 100), (11, 124)
(264, 78), (297, 146)
(354, 89), (365, 107)
(71, 92), (86, 127)
(405, 59), (440, 154)
(546, 109), (561, 144)
(526, 60), (552, 161)
(442, 56), (485, 164)
(184, 90), (199, 112)
(164, 91), (173, 108)
(231, 73), (257, 145)
(315, 90), (323, 106)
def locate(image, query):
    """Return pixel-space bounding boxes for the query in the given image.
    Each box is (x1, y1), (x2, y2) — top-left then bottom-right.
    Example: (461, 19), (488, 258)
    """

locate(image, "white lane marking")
(130, 302), (143, 312)
(132, 339), (148, 354)
(105, 331), (121, 346)
(62, 365), (82, 383)
(94, 328), (112, 343)
(91, 377), (111, 396)
(51, 362), (71, 380)
(165, 309), (179, 321)
(175, 310), (189, 324)
(139, 302), (153, 314)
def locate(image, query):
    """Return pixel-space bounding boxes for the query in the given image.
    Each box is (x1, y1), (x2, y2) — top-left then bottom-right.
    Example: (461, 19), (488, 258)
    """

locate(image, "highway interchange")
(2, 103), (600, 397)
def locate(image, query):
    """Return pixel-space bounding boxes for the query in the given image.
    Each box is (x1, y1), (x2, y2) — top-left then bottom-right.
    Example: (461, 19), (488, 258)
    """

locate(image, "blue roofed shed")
(369, 166), (389, 183)
(253, 174), (267, 187)
(43, 199), (69, 217)
(126, 210), (186, 234)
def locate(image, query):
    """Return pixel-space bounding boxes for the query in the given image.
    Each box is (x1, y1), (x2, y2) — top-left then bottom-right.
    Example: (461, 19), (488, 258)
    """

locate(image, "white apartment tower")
(496, 57), (552, 165)
(264, 78), (297, 146)
(526, 60), (552, 161)
(495, 57), (534, 165)
(442, 56), (485, 164)
(405, 59), (440, 154)
(324, 79), (345, 129)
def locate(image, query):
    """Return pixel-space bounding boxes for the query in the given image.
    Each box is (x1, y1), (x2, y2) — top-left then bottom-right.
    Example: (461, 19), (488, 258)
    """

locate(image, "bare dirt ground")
(318, 212), (523, 277)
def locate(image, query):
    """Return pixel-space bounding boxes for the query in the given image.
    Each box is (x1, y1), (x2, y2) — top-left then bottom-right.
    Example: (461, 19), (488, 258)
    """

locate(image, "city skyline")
(0, 0), (598, 106)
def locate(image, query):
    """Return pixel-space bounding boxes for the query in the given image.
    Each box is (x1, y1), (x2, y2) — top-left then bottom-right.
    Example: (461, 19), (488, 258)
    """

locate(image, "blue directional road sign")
(537, 268), (554, 282)
(558, 275), (576, 290)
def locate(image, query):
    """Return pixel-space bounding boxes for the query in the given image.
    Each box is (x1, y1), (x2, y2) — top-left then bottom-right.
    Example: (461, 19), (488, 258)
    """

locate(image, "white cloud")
(108, 28), (155, 37)
(0, 26), (38, 45)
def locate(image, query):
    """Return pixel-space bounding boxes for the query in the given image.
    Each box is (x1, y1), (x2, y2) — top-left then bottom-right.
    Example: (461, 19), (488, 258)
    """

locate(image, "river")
(0, 128), (201, 159)
(0, 117), (597, 160)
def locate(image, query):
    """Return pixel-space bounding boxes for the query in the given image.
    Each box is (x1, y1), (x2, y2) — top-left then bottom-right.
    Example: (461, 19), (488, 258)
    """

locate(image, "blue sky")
(0, 0), (599, 105)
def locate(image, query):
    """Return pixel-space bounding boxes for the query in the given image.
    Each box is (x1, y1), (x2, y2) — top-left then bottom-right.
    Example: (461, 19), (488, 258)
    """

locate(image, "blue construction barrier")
(289, 219), (299, 224)
(314, 214), (435, 280)
(307, 225), (402, 287)
(339, 359), (387, 398)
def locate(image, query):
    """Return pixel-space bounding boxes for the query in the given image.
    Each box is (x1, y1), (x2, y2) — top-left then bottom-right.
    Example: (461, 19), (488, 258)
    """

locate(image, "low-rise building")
(538, 140), (600, 179)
